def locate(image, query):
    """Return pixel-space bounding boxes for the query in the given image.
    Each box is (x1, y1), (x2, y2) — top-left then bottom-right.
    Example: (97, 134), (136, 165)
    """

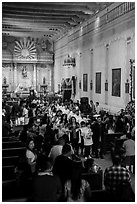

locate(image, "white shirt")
(63, 108), (70, 115)
(48, 145), (63, 162)
(26, 149), (36, 163)
(123, 139), (135, 156)
(23, 107), (28, 117)
(67, 111), (75, 120)
(74, 114), (83, 124)
(80, 127), (93, 146)
(96, 105), (100, 114)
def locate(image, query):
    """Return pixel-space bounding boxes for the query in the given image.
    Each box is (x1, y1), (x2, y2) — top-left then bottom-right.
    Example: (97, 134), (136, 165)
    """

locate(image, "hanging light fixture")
(63, 55), (76, 68)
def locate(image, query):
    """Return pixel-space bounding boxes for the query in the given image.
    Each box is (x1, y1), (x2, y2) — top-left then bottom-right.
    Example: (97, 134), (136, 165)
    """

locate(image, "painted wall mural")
(112, 68), (121, 97)
(96, 72), (101, 94)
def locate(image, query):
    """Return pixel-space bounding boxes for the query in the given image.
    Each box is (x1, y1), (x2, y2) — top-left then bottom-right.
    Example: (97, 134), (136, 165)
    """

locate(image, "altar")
(2, 37), (54, 96)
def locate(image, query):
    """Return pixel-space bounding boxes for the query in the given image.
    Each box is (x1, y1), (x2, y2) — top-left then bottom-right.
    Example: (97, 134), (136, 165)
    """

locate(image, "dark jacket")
(92, 121), (105, 144)
(32, 174), (62, 202)
(53, 155), (74, 186)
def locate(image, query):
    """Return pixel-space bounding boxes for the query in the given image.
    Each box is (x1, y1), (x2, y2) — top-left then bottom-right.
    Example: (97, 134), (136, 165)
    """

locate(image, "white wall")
(54, 3), (135, 114)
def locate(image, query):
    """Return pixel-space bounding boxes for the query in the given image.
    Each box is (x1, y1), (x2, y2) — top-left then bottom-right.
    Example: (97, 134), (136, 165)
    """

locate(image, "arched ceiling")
(2, 2), (111, 42)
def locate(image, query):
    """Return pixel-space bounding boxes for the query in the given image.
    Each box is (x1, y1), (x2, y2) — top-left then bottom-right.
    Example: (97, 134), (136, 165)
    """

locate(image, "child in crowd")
(80, 121), (93, 158)
(84, 122), (93, 158)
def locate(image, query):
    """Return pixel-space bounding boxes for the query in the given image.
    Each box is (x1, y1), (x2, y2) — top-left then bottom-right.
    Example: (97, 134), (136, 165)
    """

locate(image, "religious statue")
(3, 77), (6, 84)
(22, 65), (27, 78)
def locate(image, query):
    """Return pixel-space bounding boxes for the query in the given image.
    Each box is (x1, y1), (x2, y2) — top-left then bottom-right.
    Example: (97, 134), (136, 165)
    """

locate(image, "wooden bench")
(2, 165), (16, 181)
(2, 156), (19, 166)
(2, 147), (26, 157)
(81, 170), (103, 191)
(2, 141), (24, 149)
(104, 133), (124, 153)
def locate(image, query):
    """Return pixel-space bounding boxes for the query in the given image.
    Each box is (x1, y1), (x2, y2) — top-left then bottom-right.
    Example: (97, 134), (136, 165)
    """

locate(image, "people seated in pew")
(2, 96), (135, 202)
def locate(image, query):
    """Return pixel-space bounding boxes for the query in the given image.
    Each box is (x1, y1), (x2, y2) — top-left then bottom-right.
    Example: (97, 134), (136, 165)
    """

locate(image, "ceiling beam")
(3, 2), (94, 14)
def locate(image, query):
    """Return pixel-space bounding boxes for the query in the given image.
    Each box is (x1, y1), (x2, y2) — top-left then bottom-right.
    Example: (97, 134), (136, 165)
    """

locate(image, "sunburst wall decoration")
(14, 38), (37, 60)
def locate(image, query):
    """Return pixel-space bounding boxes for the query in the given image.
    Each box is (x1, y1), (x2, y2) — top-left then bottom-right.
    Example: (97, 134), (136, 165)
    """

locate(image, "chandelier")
(63, 55), (76, 67)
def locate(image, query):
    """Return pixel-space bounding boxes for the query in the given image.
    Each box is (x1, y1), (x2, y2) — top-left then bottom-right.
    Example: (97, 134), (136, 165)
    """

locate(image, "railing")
(68, 2), (135, 42)
(104, 2), (135, 25)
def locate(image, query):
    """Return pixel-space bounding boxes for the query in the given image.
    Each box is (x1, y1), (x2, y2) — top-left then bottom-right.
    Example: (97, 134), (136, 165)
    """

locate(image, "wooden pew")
(2, 156), (19, 166)
(81, 170), (103, 191)
(2, 141), (24, 149)
(104, 132), (124, 154)
(2, 166), (16, 181)
(2, 147), (26, 157)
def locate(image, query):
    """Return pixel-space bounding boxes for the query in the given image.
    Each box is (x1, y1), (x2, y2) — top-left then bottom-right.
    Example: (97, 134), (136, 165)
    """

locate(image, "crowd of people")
(2, 96), (135, 201)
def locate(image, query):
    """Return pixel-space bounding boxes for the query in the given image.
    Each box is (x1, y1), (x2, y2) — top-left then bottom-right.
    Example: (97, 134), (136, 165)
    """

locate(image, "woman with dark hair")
(68, 116), (80, 155)
(60, 113), (68, 127)
(26, 139), (37, 175)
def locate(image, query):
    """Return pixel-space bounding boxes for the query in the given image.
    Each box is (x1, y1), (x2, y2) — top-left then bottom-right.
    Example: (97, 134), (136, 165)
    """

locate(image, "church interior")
(2, 2), (135, 202)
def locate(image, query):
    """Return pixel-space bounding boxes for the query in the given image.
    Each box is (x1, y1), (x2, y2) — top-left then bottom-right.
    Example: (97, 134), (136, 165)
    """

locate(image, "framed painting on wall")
(96, 72), (101, 93)
(83, 74), (88, 92)
(112, 68), (121, 97)
(132, 65), (135, 100)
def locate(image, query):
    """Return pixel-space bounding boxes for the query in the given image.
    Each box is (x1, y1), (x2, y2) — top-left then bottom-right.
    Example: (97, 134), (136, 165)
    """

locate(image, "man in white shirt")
(74, 109), (83, 124)
(122, 133), (135, 173)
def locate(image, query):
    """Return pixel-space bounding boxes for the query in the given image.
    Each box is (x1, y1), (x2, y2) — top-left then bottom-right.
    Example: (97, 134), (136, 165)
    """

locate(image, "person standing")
(68, 117), (80, 155)
(80, 122), (93, 158)
(122, 133), (135, 173)
(52, 143), (74, 188)
(92, 116), (105, 158)
(95, 102), (100, 114)
(89, 100), (96, 115)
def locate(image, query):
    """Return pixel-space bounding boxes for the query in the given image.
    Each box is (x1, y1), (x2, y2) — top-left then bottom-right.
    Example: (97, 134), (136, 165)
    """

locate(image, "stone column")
(125, 37), (131, 103)
(33, 63), (37, 90)
(51, 65), (54, 92)
(90, 49), (94, 100)
(13, 63), (18, 92)
(78, 52), (82, 100)
(105, 44), (109, 105)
